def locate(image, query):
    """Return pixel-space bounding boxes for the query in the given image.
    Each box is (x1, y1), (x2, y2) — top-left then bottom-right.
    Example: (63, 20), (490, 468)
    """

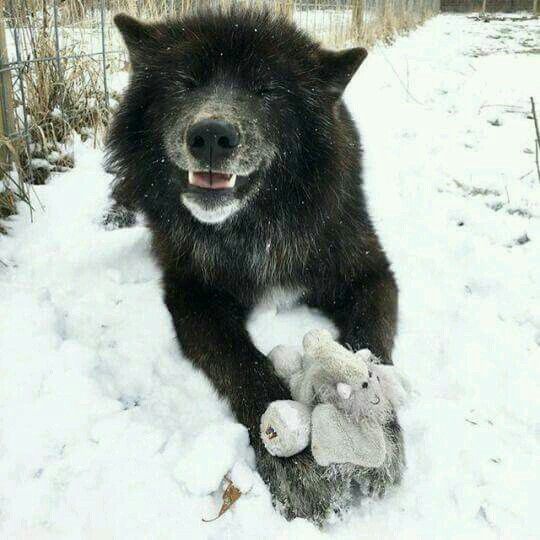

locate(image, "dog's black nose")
(186, 119), (239, 165)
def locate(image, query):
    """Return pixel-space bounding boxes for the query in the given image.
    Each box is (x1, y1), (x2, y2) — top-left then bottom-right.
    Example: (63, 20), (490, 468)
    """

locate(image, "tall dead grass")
(1, 1), (117, 220)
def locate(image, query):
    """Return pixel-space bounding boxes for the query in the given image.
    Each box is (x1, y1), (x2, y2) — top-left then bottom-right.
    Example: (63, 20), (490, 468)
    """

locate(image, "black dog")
(107, 8), (404, 522)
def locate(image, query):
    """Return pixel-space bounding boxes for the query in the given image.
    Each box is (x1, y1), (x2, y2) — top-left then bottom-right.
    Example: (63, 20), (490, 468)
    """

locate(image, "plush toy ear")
(319, 47), (368, 97)
(114, 13), (163, 67)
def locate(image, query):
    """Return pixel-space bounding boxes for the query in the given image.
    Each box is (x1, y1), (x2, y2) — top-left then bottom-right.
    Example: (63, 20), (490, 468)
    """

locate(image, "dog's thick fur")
(106, 8), (404, 522)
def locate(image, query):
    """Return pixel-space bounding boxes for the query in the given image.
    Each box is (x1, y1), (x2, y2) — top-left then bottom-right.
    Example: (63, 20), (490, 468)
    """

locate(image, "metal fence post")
(52, 0), (63, 77)
(52, 0), (67, 135)
(100, 0), (109, 109)
(7, 0), (34, 188)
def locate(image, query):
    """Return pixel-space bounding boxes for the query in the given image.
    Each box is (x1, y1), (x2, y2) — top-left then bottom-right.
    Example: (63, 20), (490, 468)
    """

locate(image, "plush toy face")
(314, 357), (393, 426)
(301, 331), (395, 425)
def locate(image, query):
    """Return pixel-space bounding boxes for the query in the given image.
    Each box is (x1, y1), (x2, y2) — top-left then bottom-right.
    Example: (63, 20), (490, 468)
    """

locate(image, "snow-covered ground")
(1, 14), (539, 539)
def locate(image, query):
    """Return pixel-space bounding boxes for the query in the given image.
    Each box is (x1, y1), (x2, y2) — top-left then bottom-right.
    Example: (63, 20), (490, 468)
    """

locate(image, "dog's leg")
(326, 269), (398, 365)
(103, 175), (138, 228)
(163, 274), (351, 522)
(308, 268), (405, 494)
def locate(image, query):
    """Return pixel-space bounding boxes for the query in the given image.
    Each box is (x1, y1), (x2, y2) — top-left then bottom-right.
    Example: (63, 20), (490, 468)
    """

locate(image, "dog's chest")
(191, 228), (306, 288)
(256, 285), (306, 310)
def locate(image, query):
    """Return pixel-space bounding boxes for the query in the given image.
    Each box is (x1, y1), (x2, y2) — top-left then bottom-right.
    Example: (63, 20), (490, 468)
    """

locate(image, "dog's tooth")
(188, 171), (195, 185)
(229, 174), (237, 187)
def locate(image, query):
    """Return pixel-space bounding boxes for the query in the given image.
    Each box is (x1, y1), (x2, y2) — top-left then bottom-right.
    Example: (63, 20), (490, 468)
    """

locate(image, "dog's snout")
(186, 119), (239, 165)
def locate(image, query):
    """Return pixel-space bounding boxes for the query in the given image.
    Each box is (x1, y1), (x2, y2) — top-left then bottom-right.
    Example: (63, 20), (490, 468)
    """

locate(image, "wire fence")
(0, 0), (441, 221)
(442, 0), (539, 12)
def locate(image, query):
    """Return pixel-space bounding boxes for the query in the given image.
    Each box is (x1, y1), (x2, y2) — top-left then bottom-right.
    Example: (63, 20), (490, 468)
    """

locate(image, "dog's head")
(111, 9), (366, 225)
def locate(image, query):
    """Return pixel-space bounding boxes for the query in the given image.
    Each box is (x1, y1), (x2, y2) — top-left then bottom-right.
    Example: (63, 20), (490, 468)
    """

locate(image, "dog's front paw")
(351, 414), (406, 496)
(256, 446), (351, 523)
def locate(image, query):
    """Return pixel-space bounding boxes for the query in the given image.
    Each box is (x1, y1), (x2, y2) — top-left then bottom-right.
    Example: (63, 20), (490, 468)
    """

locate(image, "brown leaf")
(202, 480), (242, 523)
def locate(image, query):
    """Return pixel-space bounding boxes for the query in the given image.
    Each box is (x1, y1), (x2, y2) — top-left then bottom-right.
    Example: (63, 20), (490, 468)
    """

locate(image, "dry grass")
(354, 0), (441, 47)
(1, 1), (117, 220)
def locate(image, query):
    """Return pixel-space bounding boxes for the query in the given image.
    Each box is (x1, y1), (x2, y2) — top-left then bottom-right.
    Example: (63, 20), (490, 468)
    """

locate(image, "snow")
(1, 13), (539, 539)
(30, 158), (54, 171)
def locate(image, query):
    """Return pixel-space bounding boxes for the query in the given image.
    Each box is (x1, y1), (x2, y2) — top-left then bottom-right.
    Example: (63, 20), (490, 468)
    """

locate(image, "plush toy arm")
(268, 345), (303, 383)
(268, 344), (315, 404)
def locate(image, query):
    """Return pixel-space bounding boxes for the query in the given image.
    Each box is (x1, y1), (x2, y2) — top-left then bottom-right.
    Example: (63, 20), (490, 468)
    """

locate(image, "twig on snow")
(478, 103), (527, 115)
(518, 170), (533, 181)
(376, 46), (424, 105)
(530, 97), (540, 183)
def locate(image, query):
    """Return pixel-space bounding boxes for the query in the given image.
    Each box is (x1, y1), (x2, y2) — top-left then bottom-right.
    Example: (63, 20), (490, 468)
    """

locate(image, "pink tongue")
(191, 172), (232, 189)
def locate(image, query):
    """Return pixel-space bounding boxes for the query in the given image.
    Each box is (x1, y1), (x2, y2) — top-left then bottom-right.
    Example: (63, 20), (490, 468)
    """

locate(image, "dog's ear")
(114, 13), (162, 67)
(319, 47), (368, 97)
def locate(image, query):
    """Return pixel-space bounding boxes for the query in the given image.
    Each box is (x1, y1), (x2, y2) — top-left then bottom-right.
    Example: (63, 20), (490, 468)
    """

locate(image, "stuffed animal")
(260, 329), (406, 468)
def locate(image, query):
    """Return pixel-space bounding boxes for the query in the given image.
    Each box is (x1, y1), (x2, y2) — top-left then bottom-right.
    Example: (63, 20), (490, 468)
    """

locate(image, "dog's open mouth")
(188, 171), (237, 190)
